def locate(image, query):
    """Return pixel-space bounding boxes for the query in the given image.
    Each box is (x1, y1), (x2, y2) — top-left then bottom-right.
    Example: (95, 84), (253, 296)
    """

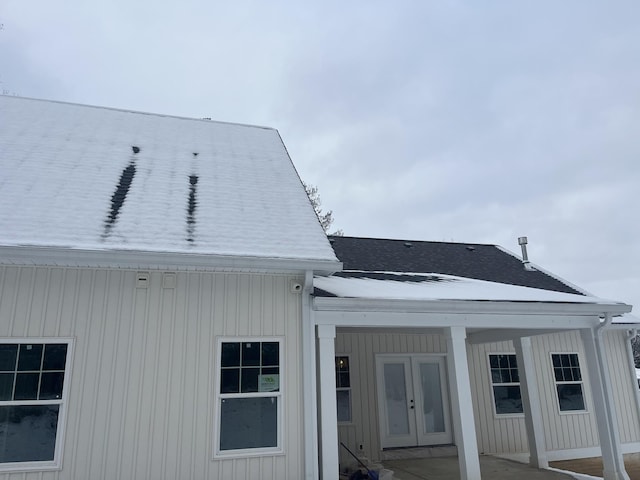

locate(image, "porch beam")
(514, 337), (548, 468)
(468, 328), (572, 345)
(314, 310), (598, 330)
(445, 326), (481, 480)
(317, 324), (339, 480)
(580, 325), (630, 480)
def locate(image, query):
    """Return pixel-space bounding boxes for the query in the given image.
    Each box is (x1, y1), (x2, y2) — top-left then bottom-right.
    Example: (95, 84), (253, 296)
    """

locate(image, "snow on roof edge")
(1, 95), (276, 131)
(314, 272), (627, 306)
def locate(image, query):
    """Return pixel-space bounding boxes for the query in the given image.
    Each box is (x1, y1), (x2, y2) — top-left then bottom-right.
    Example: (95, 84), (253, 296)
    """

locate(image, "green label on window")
(259, 374), (279, 392)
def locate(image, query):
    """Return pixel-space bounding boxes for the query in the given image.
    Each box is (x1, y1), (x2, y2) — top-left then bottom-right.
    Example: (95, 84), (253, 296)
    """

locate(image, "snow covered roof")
(328, 236), (583, 294)
(315, 237), (633, 315)
(612, 313), (640, 325)
(314, 271), (621, 304)
(0, 96), (339, 269)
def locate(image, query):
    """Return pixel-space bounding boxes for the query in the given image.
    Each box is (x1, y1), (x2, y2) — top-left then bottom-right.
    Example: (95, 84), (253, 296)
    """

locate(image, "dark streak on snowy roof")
(186, 174), (198, 243)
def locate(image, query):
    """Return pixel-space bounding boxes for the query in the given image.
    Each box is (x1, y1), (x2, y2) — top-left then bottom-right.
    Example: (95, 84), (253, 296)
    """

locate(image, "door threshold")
(380, 445), (458, 461)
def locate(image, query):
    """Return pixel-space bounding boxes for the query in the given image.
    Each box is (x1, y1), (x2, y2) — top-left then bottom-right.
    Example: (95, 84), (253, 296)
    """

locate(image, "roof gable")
(0, 97), (338, 266)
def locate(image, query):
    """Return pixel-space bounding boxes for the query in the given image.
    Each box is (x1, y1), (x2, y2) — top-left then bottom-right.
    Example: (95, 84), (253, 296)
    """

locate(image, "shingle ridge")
(329, 234), (498, 247)
(0, 95), (276, 131)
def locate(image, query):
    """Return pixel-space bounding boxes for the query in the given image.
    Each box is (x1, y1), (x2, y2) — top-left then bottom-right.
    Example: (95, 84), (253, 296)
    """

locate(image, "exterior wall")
(469, 330), (640, 456)
(337, 327), (640, 466)
(467, 340), (529, 454)
(335, 329), (447, 464)
(0, 265), (305, 480)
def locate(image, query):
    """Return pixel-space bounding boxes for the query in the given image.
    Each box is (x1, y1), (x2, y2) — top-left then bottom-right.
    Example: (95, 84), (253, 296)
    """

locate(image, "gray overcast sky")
(2, 1), (639, 312)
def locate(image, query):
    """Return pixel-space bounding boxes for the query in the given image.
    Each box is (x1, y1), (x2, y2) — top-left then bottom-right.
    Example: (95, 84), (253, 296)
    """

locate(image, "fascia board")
(313, 296), (631, 317)
(0, 245), (343, 275)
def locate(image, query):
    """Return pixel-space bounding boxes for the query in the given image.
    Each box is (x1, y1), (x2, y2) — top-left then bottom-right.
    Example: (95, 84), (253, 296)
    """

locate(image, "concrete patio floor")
(550, 453), (640, 480)
(381, 455), (577, 480)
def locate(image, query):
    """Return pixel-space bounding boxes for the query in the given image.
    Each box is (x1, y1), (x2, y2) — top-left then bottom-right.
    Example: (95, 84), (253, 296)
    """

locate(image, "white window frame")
(487, 352), (524, 417)
(550, 352), (587, 414)
(335, 355), (352, 424)
(0, 337), (74, 473)
(213, 337), (284, 458)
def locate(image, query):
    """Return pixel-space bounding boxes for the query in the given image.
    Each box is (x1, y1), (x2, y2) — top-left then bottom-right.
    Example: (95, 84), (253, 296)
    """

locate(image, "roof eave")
(0, 245), (343, 275)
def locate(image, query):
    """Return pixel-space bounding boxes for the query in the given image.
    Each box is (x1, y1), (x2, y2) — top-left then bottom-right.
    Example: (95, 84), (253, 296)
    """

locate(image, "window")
(551, 353), (585, 412)
(489, 354), (523, 415)
(216, 339), (282, 456)
(335, 356), (351, 423)
(0, 339), (73, 471)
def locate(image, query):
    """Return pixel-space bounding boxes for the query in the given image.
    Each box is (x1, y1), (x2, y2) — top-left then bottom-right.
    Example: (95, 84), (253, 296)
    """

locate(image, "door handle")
(410, 399), (414, 409)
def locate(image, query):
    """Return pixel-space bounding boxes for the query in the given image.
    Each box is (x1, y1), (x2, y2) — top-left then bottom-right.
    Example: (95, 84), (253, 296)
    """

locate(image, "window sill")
(0, 460), (61, 473)
(213, 447), (284, 460)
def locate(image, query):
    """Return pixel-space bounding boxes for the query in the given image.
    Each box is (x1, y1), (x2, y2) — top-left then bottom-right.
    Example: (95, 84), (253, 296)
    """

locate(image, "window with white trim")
(551, 353), (585, 412)
(488, 354), (523, 415)
(335, 356), (351, 423)
(0, 339), (73, 470)
(216, 339), (282, 456)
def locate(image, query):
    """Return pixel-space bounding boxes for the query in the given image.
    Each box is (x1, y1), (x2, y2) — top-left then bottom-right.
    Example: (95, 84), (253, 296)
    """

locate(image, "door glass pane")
(384, 363), (410, 435)
(419, 363), (445, 434)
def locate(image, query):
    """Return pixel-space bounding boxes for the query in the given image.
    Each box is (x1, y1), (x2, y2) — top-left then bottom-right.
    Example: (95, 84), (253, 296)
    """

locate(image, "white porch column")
(514, 337), (548, 468)
(317, 324), (339, 480)
(580, 327), (630, 480)
(445, 326), (481, 480)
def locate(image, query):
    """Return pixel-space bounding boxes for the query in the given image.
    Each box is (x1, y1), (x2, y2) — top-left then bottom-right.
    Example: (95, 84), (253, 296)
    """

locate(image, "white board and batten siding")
(335, 330), (447, 464)
(0, 265), (305, 480)
(468, 330), (640, 458)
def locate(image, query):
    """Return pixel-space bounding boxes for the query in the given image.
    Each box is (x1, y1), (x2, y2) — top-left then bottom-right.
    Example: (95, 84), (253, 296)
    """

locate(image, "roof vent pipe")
(518, 236), (535, 271)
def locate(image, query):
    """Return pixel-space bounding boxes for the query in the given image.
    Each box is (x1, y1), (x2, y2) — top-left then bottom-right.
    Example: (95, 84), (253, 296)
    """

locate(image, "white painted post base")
(581, 327), (630, 480)
(445, 326), (482, 480)
(514, 337), (548, 469)
(317, 324), (339, 480)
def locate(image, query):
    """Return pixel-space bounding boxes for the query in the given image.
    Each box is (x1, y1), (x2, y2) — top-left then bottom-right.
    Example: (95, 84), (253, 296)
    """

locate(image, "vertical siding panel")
(25, 267), (48, 336)
(167, 273), (188, 480)
(100, 271), (127, 480)
(604, 330), (640, 443)
(0, 267), (16, 336)
(12, 267), (35, 336)
(200, 273), (215, 480)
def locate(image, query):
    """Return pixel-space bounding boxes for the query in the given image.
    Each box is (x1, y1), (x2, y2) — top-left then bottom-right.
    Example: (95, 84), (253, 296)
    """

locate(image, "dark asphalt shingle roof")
(321, 235), (583, 296)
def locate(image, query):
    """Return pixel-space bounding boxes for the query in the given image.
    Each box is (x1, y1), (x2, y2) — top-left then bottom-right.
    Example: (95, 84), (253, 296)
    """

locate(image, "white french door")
(376, 355), (452, 449)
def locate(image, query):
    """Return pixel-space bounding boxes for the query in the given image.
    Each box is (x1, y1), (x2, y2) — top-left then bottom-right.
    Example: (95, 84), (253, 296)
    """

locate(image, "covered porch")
(306, 294), (633, 480)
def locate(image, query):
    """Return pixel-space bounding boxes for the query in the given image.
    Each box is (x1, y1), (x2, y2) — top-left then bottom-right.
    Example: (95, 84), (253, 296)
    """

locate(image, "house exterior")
(0, 96), (637, 480)
(0, 96), (341, 479)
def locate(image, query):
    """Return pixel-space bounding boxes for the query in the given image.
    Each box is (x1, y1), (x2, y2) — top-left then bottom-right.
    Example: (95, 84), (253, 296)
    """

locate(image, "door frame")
(375, 354), (452, 449)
